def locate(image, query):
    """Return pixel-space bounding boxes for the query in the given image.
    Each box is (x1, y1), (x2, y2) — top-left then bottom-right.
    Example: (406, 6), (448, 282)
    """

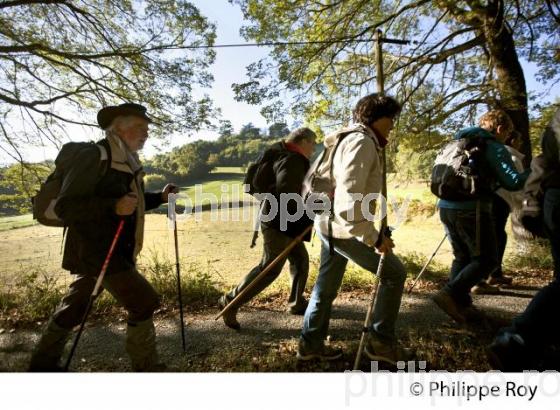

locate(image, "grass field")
(0, 174), (540, 301)
(0, 214), (37, 232)
(172, 167), (250, 208)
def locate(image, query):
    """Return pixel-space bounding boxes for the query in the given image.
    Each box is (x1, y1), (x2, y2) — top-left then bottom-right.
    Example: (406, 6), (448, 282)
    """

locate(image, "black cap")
(97, 103), (153, 129)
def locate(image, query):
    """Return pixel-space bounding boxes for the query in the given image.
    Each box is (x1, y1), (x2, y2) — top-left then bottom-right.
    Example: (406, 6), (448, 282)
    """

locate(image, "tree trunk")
(479, 0), (532, 167)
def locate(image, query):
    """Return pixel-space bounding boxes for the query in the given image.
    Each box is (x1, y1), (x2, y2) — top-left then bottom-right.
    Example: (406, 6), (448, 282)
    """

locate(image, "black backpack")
(32, 140), (110, 226)
(243, 145), (285, 196)
(430, 137), (494, 201)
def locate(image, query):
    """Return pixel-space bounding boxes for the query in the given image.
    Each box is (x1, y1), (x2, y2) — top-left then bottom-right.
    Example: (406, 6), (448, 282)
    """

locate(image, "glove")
(374, 225), (394, 247)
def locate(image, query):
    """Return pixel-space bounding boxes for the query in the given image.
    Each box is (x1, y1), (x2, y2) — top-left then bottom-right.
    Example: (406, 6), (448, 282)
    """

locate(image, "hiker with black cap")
(431, 110), (529, 324)
(217, 127), (316, 330)
(28, 103), (177, 372)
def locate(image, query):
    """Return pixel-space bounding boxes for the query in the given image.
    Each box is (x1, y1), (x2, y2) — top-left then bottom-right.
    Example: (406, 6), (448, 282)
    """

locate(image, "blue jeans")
(440, 207), (499, 306)
(511, 188), (560, 347)
(300, 232), (406, 350)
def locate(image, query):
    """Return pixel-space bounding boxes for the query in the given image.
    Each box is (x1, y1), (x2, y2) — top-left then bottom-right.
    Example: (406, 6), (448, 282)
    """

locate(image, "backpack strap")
(60, 226), (68, 254)
(327, 134), (349, 255)
(96, 138), (111, 178)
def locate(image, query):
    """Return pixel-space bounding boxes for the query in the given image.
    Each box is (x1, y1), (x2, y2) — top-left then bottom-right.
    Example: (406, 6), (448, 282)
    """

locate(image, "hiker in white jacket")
(297, 93), (412, 364)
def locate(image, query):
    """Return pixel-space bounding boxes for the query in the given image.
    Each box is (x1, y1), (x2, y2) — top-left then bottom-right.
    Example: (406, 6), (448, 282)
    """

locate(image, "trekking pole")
(173, 217), (187, 352)
(64, 219), (125, 371)
(352, 230), (391, 370)
(215, 224), (313, 320)
(250, 200), (265, 248)
(353, 29), (389, 371)
(407, 233), (447, 295)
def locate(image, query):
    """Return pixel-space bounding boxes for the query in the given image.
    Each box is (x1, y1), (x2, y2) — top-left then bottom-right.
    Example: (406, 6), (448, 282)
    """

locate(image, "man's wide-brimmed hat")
(97, 103), (153, 129)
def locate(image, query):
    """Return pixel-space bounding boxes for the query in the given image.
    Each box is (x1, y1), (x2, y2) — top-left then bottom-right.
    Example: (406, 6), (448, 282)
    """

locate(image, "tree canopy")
(231, 0), (560, 165)
(0, 0), (217, 163)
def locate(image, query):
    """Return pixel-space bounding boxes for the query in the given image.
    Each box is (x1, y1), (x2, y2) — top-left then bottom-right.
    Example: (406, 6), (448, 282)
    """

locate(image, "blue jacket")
(438, 127), (530, 211)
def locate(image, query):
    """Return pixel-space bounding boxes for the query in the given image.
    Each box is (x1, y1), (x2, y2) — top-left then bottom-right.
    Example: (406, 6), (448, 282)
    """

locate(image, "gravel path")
(0, 284), (539, 372)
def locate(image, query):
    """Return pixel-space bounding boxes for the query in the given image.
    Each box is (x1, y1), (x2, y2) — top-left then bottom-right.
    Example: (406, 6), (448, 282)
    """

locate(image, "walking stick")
(353, 29), (390, 370)
(64, 219), (125, 371)
(215, 224), (313, 320)
(353, 249), (386, 370)
(407, 234), (447, 294)
(250, 200), (265, 248)
(173, 217), (187, 352)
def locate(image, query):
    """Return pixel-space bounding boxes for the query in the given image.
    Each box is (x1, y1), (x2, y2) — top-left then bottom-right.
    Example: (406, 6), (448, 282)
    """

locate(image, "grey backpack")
(430, 137), (494, 201)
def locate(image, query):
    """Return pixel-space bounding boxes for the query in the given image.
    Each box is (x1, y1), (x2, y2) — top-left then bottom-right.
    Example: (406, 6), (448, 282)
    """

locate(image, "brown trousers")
(52, 268), (160, 328)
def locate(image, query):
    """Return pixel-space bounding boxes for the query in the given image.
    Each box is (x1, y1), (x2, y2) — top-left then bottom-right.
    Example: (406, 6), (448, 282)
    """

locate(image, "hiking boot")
(486, 331), (528, 372)
(432, 289), (466, 324)
(487, 275), (513, 286)
(288, 300), (308, 315)
(461, 305), (486, 323)
(218, 295), (240, 330)
(28, 320), (71, 372)
(364, 333), (414, 366)
(126, 318), (167, 372)
(472, 281), (501, 294)
(296, 339), (343, 361)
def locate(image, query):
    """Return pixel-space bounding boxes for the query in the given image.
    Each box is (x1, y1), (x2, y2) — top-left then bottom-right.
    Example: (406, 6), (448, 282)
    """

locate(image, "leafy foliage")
(0, 162), (52, 214)
(0, 0), (217, 162)
(145, 122), (285, 182)
(230, 0), (560, 165)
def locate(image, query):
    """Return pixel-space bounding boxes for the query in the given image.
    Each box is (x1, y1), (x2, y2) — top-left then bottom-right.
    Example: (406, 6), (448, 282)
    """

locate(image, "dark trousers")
(440, 207), (499, 307)
(225, 225), (309, 309)
(492, 195), (511, 278)
(52, 268), (160, 329)
(511, 188), (560, 348)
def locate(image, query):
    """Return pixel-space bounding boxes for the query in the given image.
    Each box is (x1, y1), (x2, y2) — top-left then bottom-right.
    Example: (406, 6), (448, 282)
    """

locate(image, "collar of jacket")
(284, 141), (308, 158)
(106, 132), (143, 174)
(453, 126), (495, 141)
(372, 131), (388, 148)
(350, 123), (388, 149)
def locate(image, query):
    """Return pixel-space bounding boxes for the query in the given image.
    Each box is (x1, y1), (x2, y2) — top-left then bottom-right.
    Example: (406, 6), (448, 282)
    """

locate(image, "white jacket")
(315, 123), (383, 247)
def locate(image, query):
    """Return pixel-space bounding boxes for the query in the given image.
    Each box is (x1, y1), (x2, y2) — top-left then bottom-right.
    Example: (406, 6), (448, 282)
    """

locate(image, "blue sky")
(143, 0), (271, 158)
(176, 1), (269, 131)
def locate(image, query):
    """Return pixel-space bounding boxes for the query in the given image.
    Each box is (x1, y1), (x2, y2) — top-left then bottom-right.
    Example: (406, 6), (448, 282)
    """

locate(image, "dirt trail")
(0, 285), (538, 372)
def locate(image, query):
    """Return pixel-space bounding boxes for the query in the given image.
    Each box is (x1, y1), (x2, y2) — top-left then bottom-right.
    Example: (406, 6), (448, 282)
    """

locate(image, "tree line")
(0, 122), (289, 216)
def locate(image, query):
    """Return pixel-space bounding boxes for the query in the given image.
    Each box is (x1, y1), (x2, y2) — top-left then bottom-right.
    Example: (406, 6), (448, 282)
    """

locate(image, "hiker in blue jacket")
(433, 110), (530, 324)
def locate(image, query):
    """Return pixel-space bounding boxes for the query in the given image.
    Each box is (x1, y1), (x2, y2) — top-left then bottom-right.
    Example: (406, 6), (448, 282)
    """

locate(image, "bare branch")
(0, 0), (66, 10)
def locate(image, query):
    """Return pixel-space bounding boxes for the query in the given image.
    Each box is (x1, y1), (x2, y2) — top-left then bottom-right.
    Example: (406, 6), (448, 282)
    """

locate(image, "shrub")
(505, 239), (554, 271)
(403, 199), (436, 220)
(142, 250), (222, 306)
(144, 173), (167, 192)
(0, 268), (65, 321)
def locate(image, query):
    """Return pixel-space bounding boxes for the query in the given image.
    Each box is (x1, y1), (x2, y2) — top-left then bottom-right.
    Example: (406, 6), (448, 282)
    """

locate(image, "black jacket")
(261, 141), (313, 239)
(524, 108), (560, 204)
(55, 138), (163, 276)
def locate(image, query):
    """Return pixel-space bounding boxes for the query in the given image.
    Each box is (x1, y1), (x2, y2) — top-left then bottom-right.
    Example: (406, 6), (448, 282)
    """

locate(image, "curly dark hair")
(352, 93), (402, 125)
